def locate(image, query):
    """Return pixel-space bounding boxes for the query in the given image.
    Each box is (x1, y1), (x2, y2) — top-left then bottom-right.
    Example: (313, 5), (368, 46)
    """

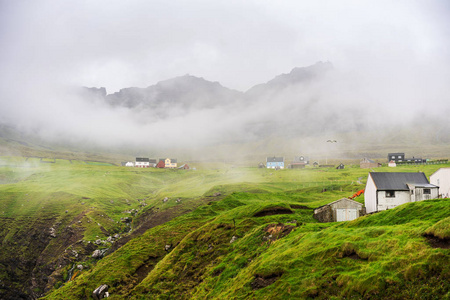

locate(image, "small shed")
(336, 163), (345, 170)
(258, 162), (265, 168)
(178, 164), (190, 170)
(313, 198), (364, 222)
(388, 160), (396, 167)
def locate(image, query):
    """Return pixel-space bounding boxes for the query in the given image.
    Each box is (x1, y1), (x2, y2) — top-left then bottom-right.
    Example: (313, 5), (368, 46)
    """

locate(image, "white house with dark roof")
(365, 172), (439, 213)
(430, 168), (450, 198)
(135, 157), (150, 168)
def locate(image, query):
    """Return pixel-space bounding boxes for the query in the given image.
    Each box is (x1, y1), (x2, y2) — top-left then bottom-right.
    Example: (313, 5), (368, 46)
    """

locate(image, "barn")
(365, 172), (439, 214)
(313, 198), (364, 222)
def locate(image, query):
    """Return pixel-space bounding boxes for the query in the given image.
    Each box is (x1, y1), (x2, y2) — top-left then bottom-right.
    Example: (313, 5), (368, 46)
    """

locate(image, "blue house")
(266, 157), (284, 169)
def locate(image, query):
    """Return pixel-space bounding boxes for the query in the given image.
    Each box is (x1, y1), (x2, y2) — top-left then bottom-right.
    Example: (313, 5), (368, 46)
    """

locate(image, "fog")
(1, 1), (450, 159)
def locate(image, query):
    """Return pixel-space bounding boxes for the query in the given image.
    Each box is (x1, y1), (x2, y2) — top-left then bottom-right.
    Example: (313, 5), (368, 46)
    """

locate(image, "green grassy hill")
(0, 156), (449, 299)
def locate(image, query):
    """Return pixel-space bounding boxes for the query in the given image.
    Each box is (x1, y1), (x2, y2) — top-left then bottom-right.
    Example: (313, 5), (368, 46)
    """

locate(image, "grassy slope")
(8, 160), (441, 299)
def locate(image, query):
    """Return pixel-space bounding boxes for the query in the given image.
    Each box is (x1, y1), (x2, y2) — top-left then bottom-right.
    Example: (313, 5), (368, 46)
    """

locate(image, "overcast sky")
(1, 0), (449, 93)
(1, 0), (450, 156)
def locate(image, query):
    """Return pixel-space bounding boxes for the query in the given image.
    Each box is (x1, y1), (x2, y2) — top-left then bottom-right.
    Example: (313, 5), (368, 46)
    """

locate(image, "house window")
(423, 189), (431, 194)
(385, 191), (395, 198)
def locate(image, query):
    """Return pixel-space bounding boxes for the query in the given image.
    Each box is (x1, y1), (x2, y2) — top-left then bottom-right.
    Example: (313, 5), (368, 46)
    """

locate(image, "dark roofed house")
(365, 172), (439, 213)
(135, 157), (150, 168)
(266, 157), (284, 169)
(336, 163), (345, 170)
(149, 159), (157, 167)
(388, 153), (405, 162)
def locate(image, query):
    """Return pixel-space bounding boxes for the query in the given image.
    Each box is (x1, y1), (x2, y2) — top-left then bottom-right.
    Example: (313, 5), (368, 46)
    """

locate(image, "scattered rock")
(77, 264), (83, 270)
(213, 192), (222, 197)
(164, 244), (172, 251)
(49, 227), (56, 238)
(106, 236), (113, 243)
(176, 198), (181, 203)
(92, 250), (103, 259)
(92, 284), (109, 300)
(65, 210), (68, 213)
(230, 236), (238, 243)
(113, 234), (120, 239)
(163, 197), (169, 203)
(95, 239), (102, 245)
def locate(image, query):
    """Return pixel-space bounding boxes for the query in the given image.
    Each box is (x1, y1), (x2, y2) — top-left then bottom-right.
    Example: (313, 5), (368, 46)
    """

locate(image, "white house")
(125, 161), (134, 167)
(365, 172), (439, 214)
(430, 168), (450, 198)
(135, 157), (150, 168)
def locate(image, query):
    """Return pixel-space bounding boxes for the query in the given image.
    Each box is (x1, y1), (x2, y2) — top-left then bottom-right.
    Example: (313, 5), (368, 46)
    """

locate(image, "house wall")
(360, 162), (380, 169)
(165, 159), (177, 168)
(135, 162), (149, 168)
(364, 175), (378, 214)
(430, 168), (450, 198)
(411, 187), (439, 201)
(377, 190), (410, 211)
(330, 199), (363, 221)
(313, 206), (333, 222)
(266, 162), (284, 169)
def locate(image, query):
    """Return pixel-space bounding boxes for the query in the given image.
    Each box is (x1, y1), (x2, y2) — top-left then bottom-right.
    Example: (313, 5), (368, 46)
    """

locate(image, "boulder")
(49, 227), (56, 238)
(230, 236), (238, 243)
(92, 250), (103, 259)
(92, 284), (109, 300)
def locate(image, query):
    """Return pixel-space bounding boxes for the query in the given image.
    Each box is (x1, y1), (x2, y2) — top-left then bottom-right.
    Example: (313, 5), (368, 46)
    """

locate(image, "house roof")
(149, 159), (157, 163)
(361, 158), (375, 163)
(136, 157), (150, 162)
(314, 197), (363, 211)
(266, 157), (284, 163)
(388, 153), (405, 156)
(369, 172), (432, 191)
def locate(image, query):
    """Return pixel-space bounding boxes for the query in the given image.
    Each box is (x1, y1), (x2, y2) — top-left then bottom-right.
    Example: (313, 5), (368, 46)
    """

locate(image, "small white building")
(430, 168), (450, 198)
(125, 161), (134, 167)
(314, 198), (364, 222)
(365, 172), (439, 214)
(388, 160), (396, 167)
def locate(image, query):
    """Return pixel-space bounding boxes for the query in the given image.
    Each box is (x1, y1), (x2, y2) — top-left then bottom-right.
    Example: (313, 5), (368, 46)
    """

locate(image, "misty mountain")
(81, 62), (345, 136)
(245, 61), (333, 97)
(83, 75), (245, 119)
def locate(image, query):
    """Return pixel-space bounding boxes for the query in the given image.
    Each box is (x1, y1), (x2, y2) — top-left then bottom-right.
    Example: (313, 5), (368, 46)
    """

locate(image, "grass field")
(0, 156), (449, 299)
